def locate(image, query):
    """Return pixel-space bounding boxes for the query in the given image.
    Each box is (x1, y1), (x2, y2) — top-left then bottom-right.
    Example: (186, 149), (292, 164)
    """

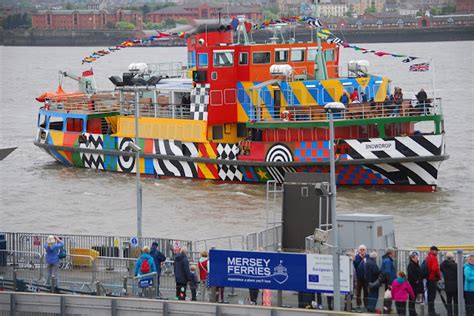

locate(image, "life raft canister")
(282, 110), (291, 121)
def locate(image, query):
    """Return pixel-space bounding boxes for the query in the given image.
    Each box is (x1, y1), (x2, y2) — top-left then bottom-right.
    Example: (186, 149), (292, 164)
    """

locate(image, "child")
(190, 264), (199, 301)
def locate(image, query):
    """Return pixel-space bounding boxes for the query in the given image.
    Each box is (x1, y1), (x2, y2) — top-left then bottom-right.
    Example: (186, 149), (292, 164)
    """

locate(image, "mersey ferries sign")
(208, 249), (350, 293)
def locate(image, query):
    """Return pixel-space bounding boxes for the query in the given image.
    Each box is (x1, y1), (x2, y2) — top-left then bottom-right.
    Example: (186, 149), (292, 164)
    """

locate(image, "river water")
(0, 41), (472, 248)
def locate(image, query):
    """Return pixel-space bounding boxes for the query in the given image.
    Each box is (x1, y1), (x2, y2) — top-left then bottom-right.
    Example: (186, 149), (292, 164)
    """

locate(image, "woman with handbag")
(44, 235), (64, 287)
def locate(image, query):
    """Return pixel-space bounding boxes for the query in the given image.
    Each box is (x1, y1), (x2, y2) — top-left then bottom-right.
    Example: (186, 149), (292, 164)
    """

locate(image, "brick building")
(456, 0), (473, 13)
(32, 9), (140, 30)
(146, 3), (263, 24)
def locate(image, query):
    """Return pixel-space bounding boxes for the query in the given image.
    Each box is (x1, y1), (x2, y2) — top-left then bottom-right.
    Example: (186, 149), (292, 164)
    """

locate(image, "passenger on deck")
(350, 89), (360, 103)
(361, 91), (368, 103)
(415, 89), (431, 115)
(416, 89), (428, 104)
(339, 91), (349, 105)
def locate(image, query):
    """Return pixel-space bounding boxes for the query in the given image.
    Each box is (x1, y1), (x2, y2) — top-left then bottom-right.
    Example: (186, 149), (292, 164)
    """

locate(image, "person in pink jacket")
(391, 271), (415, 315)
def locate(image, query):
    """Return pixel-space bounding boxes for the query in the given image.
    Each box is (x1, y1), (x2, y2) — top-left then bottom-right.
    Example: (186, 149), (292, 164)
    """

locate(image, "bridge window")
(239, 52), (248, 65)
(213, 50), (234, 67)
(38, 114), (46, 128)
(212, 125), (223, 140)
(291, 48), (305, 62)
(197, 53), (208, 68)
(275, 49), (289, 63)
(49, 116), (64, 131)
(188, 51), (196, 68)
(324, 49), (335, 62)
(252, 52), (271, 64)
(307, 48), (318, 62)
(66, 118), (84, 133)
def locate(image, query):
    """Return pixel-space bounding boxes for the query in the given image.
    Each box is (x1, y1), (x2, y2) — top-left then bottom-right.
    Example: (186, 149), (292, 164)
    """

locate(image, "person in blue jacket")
(382, 248), (397, 288)
(44, 235), (64, 286)
(134, 246), (157, 276)
(150, 241), (166, 296)
(465, 255), (474, 316)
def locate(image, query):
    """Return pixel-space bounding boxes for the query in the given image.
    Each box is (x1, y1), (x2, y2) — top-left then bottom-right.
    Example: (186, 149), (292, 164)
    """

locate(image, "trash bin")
(0, 233), (6, 267)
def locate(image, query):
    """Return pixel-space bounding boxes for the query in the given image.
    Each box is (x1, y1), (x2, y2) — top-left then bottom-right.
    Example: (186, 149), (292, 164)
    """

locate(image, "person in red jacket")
(426, 246), (441, 316)
(198, 250), (209, 301)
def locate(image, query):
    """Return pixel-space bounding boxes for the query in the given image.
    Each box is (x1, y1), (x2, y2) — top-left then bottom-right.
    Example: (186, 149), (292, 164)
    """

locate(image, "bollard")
(277, 290), (283, 307)
(209, 286), (217, 303)
(456, 249), (466, 316)
(96, 281), (102, 296)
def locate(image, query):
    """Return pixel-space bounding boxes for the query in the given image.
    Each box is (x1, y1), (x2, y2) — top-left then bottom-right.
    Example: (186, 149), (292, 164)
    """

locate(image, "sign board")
(306, 254), (351, 293)
(129, 236), (139, 248)
(138, 277), (154, 288)
(208, 249), (350, 294)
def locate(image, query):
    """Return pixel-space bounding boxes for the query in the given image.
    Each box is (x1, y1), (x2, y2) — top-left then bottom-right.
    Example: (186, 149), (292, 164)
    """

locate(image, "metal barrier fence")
(4, 231), (192, 261)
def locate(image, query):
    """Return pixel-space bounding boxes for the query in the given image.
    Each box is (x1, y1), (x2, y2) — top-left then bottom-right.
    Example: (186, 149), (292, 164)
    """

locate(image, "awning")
(249, 79), (280, 91)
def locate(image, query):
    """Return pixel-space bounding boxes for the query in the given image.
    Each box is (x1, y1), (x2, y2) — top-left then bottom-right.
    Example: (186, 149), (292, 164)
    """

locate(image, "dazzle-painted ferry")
(34, 22), (447, 192)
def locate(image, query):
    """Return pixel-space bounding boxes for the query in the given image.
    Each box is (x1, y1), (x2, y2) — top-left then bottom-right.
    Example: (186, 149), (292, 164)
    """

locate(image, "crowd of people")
(352, 245), (474, 316)
(42, 238), (474, 315)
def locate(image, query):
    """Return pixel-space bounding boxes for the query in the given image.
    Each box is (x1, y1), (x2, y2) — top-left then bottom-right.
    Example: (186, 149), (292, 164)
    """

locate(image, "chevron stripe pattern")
(152, 140), (198, 178)
(79, 133), (105, 170)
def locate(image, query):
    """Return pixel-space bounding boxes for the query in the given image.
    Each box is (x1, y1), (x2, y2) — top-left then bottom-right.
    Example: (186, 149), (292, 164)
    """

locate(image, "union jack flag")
(409, 62), (430, 72)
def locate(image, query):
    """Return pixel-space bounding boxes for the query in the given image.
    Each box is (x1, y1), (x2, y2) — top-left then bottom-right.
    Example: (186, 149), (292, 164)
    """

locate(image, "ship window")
(308, 48), (318, 62)
(275, 49), (288, 63)
(212, 125), (223, 140)
(239, 52), (248, 65)
(325, 49), (335, 62)
(197, 53), (208, 68)
(66, 118), (84, 133)
(38, 114), (46, 128)
(252, 52), (271, 64)
(49, 116), (64, 131)
(213, 50), (234, 67)
(237, 123), (248, 138)
(188, 51), (196, 68)
(291, 49), (305, 62)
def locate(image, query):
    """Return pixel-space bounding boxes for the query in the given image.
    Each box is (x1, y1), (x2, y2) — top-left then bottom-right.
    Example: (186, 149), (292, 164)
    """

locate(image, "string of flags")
(81, 30), (186, 64)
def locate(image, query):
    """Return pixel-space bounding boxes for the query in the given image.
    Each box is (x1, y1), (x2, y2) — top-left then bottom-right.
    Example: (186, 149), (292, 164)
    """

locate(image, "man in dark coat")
(150, 241), (167, 296)
(407, 251), (423, 316)
(174, 247), (192, 300)
(441, 252), (458, 316)
(366, 252), (380, 313)
(354, 245), (370, 312)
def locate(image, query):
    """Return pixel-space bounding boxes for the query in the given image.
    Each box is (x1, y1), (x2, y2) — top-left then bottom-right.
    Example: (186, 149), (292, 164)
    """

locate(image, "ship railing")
(250, 98), (442, 122)
(123, 101), (192, 119)
(44, 92), (121, 114)
(146, 62), (188, 79)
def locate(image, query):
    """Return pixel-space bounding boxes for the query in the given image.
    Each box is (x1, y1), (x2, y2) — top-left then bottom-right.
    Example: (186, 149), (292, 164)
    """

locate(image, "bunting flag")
(402, 56), (418, 63)
(327, 37), (344, 45)
(80, 30), (186, 64)
(409, 62), (430, 72)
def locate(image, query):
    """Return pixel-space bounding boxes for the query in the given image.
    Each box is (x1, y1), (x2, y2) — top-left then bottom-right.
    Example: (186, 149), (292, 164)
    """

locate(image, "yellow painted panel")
(207, 124), (245, 143)
(321, 79), (345, 103)
(116, 117), (207, 143)
(237, 100), (249, 122)
(49, 131), (64, 146)
(105, 116), (118, 134)
(375, 77), (389, 102)
(356, 77), (370, 90)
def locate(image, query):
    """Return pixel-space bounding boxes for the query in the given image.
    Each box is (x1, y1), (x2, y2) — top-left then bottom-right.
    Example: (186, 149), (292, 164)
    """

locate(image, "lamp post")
(109, 75), (161, 245)
(324, 101), (346, 311)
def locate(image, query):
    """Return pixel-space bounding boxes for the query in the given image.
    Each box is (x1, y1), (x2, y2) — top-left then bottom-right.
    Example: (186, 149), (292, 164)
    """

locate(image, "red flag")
(244, 21), (252, 33)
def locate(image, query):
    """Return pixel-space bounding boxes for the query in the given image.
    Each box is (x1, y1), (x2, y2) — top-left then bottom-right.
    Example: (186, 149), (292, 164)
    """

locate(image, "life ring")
(282, 110), (291, 121)
(44, 104), (50, 111)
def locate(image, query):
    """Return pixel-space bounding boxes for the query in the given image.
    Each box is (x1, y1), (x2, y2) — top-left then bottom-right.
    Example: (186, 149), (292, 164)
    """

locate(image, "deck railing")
(250, 98), (442, 122)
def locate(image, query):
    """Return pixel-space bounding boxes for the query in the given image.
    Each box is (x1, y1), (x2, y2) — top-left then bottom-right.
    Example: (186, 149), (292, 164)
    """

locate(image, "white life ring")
(282, 110), (291, 121)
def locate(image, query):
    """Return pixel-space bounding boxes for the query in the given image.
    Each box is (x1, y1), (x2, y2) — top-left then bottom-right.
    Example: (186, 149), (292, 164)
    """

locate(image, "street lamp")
(109, 74), (161, 244)
(323, 101), (346, 311)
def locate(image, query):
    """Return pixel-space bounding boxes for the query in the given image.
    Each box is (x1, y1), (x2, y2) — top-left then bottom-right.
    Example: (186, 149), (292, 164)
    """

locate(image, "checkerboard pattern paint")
(190, 83), (210, 120)
(295, 165), (391, 185)
(295, 141), (330, 161)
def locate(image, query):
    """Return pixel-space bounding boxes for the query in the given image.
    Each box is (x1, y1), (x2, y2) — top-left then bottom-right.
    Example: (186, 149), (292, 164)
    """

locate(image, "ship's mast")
(314, 0), (328, 80)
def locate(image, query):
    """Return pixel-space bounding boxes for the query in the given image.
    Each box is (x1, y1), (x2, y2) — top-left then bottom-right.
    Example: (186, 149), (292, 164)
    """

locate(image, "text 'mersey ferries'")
(34, 22), (448, 192)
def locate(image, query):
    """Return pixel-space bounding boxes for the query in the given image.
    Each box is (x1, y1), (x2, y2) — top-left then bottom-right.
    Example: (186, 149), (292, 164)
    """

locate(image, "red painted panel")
(207, 103), (237, 124)
(238, 142), (266, 161)
(288, 128), (299, 142)
(144, 139), (154, 154)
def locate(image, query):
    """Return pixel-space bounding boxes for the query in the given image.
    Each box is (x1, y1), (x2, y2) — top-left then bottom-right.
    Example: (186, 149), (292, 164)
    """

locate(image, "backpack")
(58, 248), (67, 260)
(140, 257), (151, 274)
(420, 259), (429, 279)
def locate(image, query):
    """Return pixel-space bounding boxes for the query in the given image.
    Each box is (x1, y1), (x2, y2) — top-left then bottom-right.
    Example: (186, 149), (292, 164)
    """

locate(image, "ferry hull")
(35, 129), (447, 192)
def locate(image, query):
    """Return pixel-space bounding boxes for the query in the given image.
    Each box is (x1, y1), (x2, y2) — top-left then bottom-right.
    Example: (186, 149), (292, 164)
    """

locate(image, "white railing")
(147, 62), (188, 79)
(250, 98), (442, 122)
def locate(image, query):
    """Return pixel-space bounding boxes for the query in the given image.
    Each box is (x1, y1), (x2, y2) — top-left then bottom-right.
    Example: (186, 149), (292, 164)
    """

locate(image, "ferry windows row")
(213, 51), (234, 67)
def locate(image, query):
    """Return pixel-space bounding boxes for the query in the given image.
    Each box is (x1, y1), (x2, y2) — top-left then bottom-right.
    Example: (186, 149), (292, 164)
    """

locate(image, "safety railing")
(4, 232), (192, 262)
(147, 62), (188, 79)
(249, 98), (442, 122)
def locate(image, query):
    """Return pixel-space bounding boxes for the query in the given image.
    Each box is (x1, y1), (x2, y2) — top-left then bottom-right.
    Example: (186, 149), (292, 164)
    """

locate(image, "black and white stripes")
(152, 140), (198, 178)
